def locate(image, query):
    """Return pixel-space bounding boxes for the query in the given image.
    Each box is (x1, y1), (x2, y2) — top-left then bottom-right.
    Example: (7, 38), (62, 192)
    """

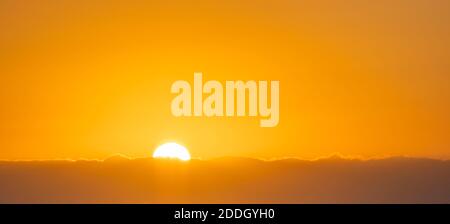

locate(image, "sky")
(0, 0), (449, 160)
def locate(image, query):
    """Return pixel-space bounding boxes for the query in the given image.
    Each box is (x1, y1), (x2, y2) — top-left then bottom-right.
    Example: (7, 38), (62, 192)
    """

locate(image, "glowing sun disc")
(152, 143), (191, 161)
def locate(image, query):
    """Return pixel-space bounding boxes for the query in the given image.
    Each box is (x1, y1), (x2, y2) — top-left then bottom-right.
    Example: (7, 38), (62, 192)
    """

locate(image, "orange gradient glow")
(0, 0), (449, 160)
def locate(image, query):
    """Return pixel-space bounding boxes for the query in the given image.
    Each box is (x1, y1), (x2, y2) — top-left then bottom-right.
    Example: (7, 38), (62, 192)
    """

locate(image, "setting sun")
(153, 143), (191, 161)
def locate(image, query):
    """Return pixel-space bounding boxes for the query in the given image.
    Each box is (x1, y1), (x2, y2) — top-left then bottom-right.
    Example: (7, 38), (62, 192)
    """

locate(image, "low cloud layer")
(1, 156), (449, 203)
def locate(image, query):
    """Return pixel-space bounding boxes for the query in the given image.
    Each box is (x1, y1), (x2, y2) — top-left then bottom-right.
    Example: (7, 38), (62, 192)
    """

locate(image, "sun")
(152, 142), (191, 161)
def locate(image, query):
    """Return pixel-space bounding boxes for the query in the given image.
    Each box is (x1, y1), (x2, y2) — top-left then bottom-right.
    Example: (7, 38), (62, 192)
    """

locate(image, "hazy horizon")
(1, 155), (449, 203)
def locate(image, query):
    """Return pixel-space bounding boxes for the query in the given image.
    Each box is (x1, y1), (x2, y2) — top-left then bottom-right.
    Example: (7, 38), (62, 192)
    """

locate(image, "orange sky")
(0, 0), (449, 160)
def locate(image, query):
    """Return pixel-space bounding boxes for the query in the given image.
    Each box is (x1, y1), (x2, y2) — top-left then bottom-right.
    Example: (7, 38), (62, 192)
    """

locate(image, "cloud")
(103, 154), (132, 163)
(0, 156), (449, 203)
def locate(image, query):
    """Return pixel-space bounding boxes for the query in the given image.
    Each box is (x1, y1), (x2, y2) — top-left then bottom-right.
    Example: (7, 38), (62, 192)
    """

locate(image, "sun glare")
(152, 142), (191, 161)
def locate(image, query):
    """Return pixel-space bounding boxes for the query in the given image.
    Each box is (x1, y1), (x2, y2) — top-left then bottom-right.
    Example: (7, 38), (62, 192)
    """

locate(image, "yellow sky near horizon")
(0, 0), (449, 160)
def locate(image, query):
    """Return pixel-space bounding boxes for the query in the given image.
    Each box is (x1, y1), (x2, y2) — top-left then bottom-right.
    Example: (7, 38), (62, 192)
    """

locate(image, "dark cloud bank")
(0, 156), (449, 203)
